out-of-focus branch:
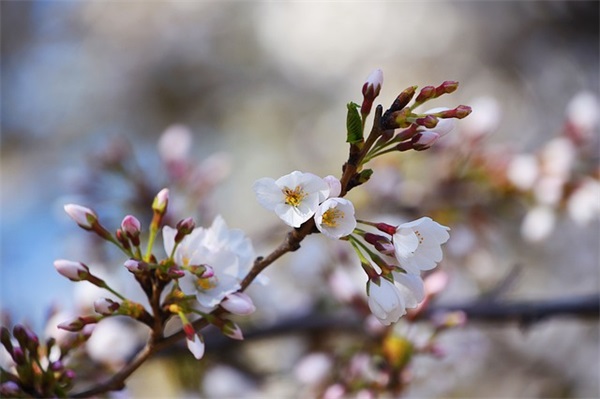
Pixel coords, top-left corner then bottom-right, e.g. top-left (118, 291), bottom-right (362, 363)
top-left (421, 294), bottom-right (600, 324)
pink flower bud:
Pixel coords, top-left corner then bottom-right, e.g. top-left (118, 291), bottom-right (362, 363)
top-left (175, 217), bottom-right (196, 243)
top-left (152, 188), bottom-right (169, 214)
top-left (220, 292), bottom-right (256, 316)
top-left (94, 298), bottom-right (120, 315)
top-left (222, 320), bottom-right (244, 340)
top-left (374, 222), bottom-right (396, 236)
top-left (124, 259), bottom-right (146, 273)
top-left (435, 80), bottom-right (459, 96)
top-left (362, 69), bottom-right (383, 100)
top-left (415, 85), bottom-right (435, 104)
top-left (57, 316), bottom-right (100, 332)
top-left (121, 215), bottom-right (141, 238)
top-left (64, 204), bottom-right (97, 229)
top-left (53, 259), bottom-right (89, 281)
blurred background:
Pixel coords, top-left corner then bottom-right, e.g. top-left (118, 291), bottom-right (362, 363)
top-left (1, 1), bottom-right (598, 398)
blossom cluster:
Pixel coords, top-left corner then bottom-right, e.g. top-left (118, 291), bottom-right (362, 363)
top-left (55, 189), bottom-right (257, 361)
top-left (253, 171), bottom-right (356, 238)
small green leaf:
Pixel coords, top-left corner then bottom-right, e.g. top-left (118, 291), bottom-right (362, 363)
top-left (346, 102), bottom-right (363, 144)
top-left (357, 169), bottom-right (373, 184)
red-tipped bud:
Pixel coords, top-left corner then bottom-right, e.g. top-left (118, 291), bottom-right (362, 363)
top-left (64, 204), bottom-right (97, 230)
top-left (388, 86), bottom-right (417, 113)
top-left (167, 266), bottom-right (185, 279)
top-left (415, 115), bottom-right (439, 129)
top-left (221, 292), bottom-right (256, 316)
top-left (53, 260), bottom-right (90, 282)
top-left (188, 264), bottom-right (214, 278)
top-left (115, 229), bottom-right (131, 250)
top-left (152, 188), bottom-right (169, 215)
top-left (375, 222), bottom-right (397, 236)
top-left (12, 346), bottom-right (26, 365)
top-left (361, 69), bottom-right (384, 115)
top-left (415, 86), bottom-right (436, 104)
top-left (121, 215), bottom-right (141, 239)
top-left (454, 105), bottom-right (472, 119)
top-left (362, 69), bottom-right (383, 99)
top-left (175, 217), bottom-right (196, 243)
top-left (93, 298), bottom-right (120, 315)
top-left (182, 322), bottom-right (196, 341)
top-left (435, 80), bottom-right (459, 96)
top-left (364, 233), bottom-right (395, 255)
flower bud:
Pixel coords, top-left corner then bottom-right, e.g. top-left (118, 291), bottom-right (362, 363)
top-left (64, 204), bottom-right (97, 230)
top-left (1, 327), bottom-right (13, 355)
top-left (152, 188), bottom-right (169, 215)
top-left (323, 175), bottom-right (341, 198)
top-left (189, 264), bottom-right (214, 278)
top-left (93, 298), bottom-right (120, 316)
top-left (415, 85), bottom-right (436, 104)
top-left (222, 320), bottom-right (244, 340)
top-left (415, 114), bottom-right (439, 129)
top-left (362, 69), bottom-right (383, 100)
top-left (175, 217), bottom-right (196, 243)
top-left (454, 105), bottom-right (472, 119)
top-left (435, 80), bottom-right (459, 96)
top-left (388, 86), bottom-right (417, 113)
top-left (121, 215), bottom-right (141, 240)
top-left (361, 68), bottom-right (383, 115)
top-left (124, 259), bottom-right (147, 273)
top-left (57, 316), bottom-right (100, 332)
top-left (374, 222), bottom-right (396, 236)
top-left (221, 292), bottom-right (256, 316)
top-left (167, 266), bottom-right (185, 279)
top-left (53, 260), bottom-right (90, 281)
top-left (12, 346), bottom-right (26, 365)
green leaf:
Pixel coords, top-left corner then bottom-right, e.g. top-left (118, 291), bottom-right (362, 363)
top-left (346, 102), bottom-right (363, 144)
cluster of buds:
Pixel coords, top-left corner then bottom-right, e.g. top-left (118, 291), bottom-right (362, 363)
top-left (351, 72), bottom-right (472, 167)
top-left (58, 188), bottom-right (258, 361)
top-left (0, 325), bottom-right (76, 397)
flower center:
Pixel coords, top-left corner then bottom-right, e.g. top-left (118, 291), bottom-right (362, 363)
top-left (322, 208), bottom-right (344, 227)
top-left (283, 186), bottom-right (307, 207)
top-left (195, 276), bottom-right (218, 291)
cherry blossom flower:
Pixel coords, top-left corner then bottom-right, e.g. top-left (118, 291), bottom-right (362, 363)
top-left (367, 278), bottom-right (406, 325)
top-left (253, 171), bottom-right (329, 227)
top-left (163, 216), bottom-right (255, 309)
top-left (392, 217), bottom-right (450, 275)
top-left (314, 198), bottom-right (357, 239)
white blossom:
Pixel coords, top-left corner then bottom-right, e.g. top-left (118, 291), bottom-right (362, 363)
top-left (521, 205), bottom-right (556, 242)
top-left (392, 217), bottom-right (450, 274)
top-left (314, 198), bottom-right (356, 239)
top-left (506, 154), bottom-right (539, 191)
top-left (163, 216), bottom-right (255, 309)
top-left (220, 292), bottom-right (256, 315)
top-left (253, 171), bottom-right (329, 227)
top-left (367, 278), bottom-right (406, 325)
top-left (567, 179), bottom-right (600, 225)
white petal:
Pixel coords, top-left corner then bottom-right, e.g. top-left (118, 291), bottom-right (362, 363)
top-left (162, 226), bottom-right (177, 258)
top-left (253, 178), bottom-right (284, 211)
top-left (393, 230), bottom-right (419, 257)
top-left (394, 273), bottom-right (425, 307)
top-left (186, 334), bottom-right (205, 359)
top-left (323, 175), bottom-right (341, 198)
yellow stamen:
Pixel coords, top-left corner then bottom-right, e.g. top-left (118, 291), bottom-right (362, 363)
top-left (283, 186), bottom-right (307, 207)
top-left (196, 276), bottom-right (217, 291)
top-left (322, 208), bottom-right (344, 227)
